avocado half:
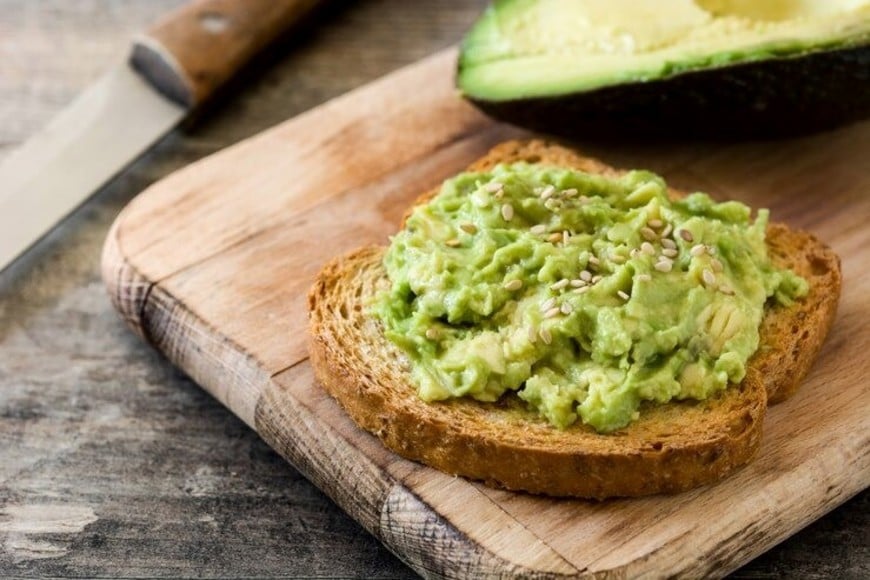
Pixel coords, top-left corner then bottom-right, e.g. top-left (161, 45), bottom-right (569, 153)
top-left (458, 0), bottom-right (870, 139)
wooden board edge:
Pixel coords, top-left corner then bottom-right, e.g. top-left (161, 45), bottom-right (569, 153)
top-left (707, 488), bottom-right (867, 578)
top-left (101, 215), bottom-right (267, 428)
top-left (101, 215), bottom-right (153, 342)
top-left (257, 370), bottom-right (583, 579)
top-left (621, 468), bottom-right (869, 578)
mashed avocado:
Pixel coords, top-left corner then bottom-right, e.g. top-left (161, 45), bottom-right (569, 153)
top-left (374, 164), bottom-right (807, 433)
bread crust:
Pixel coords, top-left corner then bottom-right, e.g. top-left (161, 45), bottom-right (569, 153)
top-left (307, 140), bottom-right (841, 498)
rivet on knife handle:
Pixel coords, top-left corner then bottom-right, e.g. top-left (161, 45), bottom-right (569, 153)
top-left (131, 0), bottom-right (322, 108)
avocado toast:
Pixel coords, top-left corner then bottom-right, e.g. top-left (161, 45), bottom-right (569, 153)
top-left (307, 140), bottom-right (841, 498)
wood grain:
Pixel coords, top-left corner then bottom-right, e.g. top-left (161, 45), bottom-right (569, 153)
top-left (132, 0), bottom-right (322, 107)
top-left (102, 45), bottom-right (870, 578)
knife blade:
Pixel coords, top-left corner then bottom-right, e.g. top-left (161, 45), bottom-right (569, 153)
top-left (0, 0), bottom-right (321, 272)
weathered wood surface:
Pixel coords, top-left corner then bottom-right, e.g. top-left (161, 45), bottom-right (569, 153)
top-left (1, 1), bottom-right (867, 578)
top-left (104, 40), bottom-right (870, 580)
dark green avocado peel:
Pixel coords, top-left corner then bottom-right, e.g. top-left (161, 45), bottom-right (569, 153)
top-left (458, 0), bottom-right (870, 139)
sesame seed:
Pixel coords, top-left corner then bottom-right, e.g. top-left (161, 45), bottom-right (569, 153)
top-left (588, 255), bottom-right (600, 266)
top-left (707, 245), bottom-right (717, 255)
top-left (661, 238), bottom-right (677, 250)
top-left (540, 185), bottom-right (555, 199)
top-left (528, 325), bottom-right (537, 343)
top-left (702, 269), bottom-right (716, 286)
top-left (636, 274), bottom-right (652, 282)
top-left (641, 242), bottom-right (656, 255)
top-left (580, 270), bottom-right (592, 282)
top-left (563, 231), bottom-right (570, 245)
top-left (654, 260), bottom-right (673, 272)
top-left (547, 232), bottom-right (563, 243)
top-left (544, 306), bottom-right (561, 318)
top-left (445, 239), bottom-right (461, 247)
top-left (541, 298), bottom-right (556, 312)
top-left (592, 275), bottom-right (603, 283)
top-left (471, 192), bottom-right (490, 208)
top-left (720, 284), bottom-right (735, 295)
top-left (485, 182), bottom-right (503, 193)
top-left (562, 188), bottom-right (578, 197)
top-left (504, 279), bottom-right (523, 291)
top-left (501, 203), bottom-right (514, 221)
top-left (679, 229), bottom-right (694, 242)
top-left (647, 219), bottom-right (663, 228)
top-left (550, 279), bottom-right (570, 291)
top-left (578, 195), bottom-right (590, 204)
top-left (630, 248), bottom-right (641, 258)
top-left (544, 198), bottom-right (561, 211)
top-left (641, 227), bottom-right (658, 241)
top-left (573, 286), bottom-right (591, 294)
top-left (662, 248), bottom-right (679, 258)
top-left (530, 224), bottom-right (547, 235)
top-left (661, 223), bottom-right (673, 238)
top-left (539, 328), bottom-right (553, 345)
top-left (711, 258), bottom-right (724, 272)
top-left (690, 244), bottom-right (706, 257)
top-left (570, 279), bottom-right (587, 288)
top-left (617, 290), bottom-right (630, 300)
top-left (561, 302), bottom-right (573, 314)
top-left (493, 189), bottom-right (504, 199)
top-left (425, 328), bottom-right (440, 340)
top-left (460, 222), bottom-right (477, 234)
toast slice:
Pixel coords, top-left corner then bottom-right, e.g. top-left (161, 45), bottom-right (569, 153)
top-left (308, 140), bottom-right (841, 498)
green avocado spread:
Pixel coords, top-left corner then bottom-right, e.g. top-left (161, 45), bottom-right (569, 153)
top-left (373, 164), bottom-right (807, 433)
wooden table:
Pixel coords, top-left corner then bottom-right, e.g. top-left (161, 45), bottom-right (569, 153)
top-left (0, 1), bottom-right (866, 577)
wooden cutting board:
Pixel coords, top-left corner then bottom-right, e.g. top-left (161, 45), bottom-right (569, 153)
top-left (102, 48), bottom-right (869, 578)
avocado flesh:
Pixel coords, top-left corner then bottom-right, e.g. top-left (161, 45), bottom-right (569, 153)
top-left (458, 0), bottom-right (870, 138)
top-left (460, 0), bottom-right (870, 100)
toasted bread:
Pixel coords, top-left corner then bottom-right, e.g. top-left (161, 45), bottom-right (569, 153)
top-left (307, 140), bottom-right (841, 498)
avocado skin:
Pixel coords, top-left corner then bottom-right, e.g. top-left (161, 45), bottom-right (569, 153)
top-left (462, 45), bottom-right (870, 140)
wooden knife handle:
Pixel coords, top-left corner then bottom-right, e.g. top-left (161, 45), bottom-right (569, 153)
top-left (131, 0), bottom-right (321, 108)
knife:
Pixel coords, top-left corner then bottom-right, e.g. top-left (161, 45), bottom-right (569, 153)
top-left (0, 0), bottom-right (321, 272)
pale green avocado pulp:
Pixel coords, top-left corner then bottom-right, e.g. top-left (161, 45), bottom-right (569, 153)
top-left (373, 165), bottom-right (807, 433)
top-left (459, 0), bottom-right (870, 100)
